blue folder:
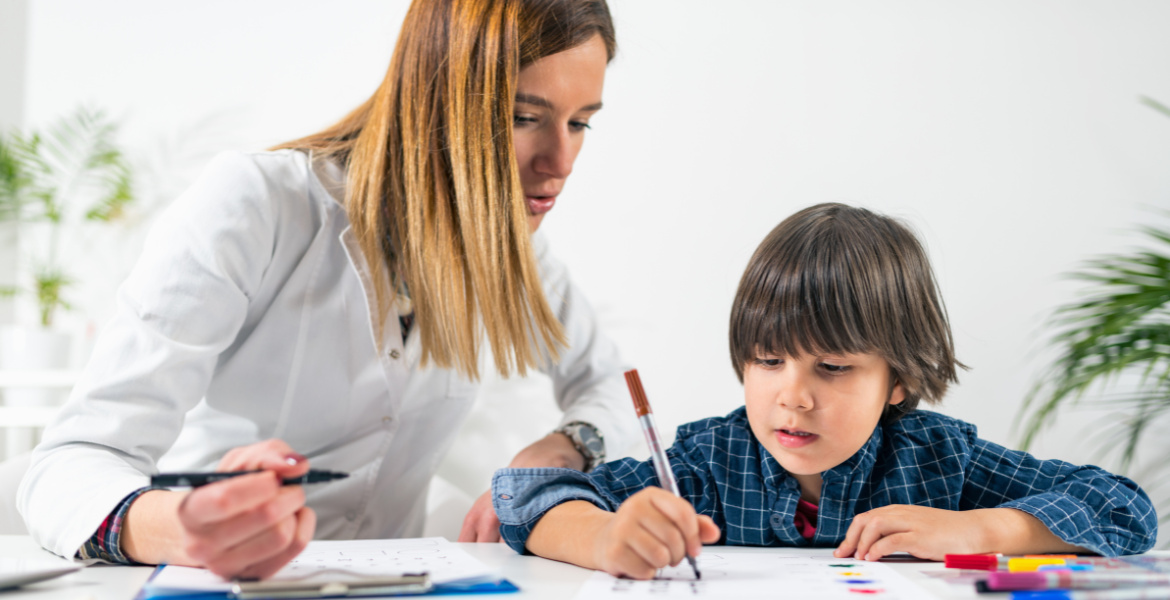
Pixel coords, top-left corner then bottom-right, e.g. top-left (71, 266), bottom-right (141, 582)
top-left (133, 565), bottom-right (520, 600)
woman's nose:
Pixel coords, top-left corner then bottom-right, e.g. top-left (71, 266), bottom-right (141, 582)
top-left (534, 128), bottom-right (575, 179)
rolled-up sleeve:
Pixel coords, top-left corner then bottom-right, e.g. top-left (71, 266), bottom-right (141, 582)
top-left (493, 436), bottom-right (718, 554)
top-left (961, 437), bottom-right (1157, 556)
top-left (493, 468), bottom-right (615, 554)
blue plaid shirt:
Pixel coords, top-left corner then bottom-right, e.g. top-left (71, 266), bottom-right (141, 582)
top-left (493, 408), bottom-right (1156, 557)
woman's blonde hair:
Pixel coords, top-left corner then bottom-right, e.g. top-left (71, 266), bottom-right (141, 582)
top-left (275, 0), bottom-right (615, 380)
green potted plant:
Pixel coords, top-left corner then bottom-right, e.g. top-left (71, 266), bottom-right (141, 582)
top-left (1017, 96), bottom-right (1170, 539)
top-left (0, 107), bottom-right (133, 403)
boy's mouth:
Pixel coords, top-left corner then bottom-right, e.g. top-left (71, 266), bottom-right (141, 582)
top-left (775, 428), bottom-right (819, 449)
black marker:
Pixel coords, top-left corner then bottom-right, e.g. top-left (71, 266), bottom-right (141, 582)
top-left (151, 469), bottom-right (349, 488)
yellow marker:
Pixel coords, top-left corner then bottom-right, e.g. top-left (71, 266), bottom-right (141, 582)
top-left (1008, 558), bottom-right (1067, 572)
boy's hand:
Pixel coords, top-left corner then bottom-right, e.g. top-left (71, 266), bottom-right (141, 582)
top-left (835, 505), bottom-right (986, 561)
top-left (834, 505), bottom-right (1084, 562)
top-left (592, 487), bottom-right (721, 580)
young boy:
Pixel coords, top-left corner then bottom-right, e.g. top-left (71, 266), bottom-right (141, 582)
top-left (490, 204), bottom-right (1157, 580)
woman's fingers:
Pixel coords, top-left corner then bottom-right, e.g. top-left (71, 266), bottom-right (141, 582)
top-left (218, 439), bottom-right (310, 479)
top-left (201, 486), bottom-right (307, 551)
top-left (233, 507), bottom-right (318, 581)
top-left (179, 471), bottom-right (282, 528)
top-left (457, 491), bottom-right (501, 543)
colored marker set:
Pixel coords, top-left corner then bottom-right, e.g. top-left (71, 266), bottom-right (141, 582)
top-left (945, 554), bottom-right (1170, 600)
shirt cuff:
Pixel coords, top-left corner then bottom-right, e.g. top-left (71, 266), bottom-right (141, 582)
top-left (491, 467), bottom-right (615, 555)
top-left (76, 486), bottom-right (156, 564)
top-left (998, 492), bottom-right (1139, 557)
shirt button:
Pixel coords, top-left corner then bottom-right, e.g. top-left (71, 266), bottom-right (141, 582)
top-left (770, 514), bottom-right (784, 526)
top-left (389, 349), bottom-right (401, 359)
top-left (346, 510), bottom-right (358, 521)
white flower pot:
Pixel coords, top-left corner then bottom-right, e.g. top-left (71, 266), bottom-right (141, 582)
top-left (0, 326), bottom-right (73, 407)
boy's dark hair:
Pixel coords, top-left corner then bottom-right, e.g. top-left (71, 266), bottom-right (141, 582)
top-left (729, 203), bottom-right (963, 422)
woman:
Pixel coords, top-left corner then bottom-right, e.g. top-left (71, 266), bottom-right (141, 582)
top-left (18, 0), bottom-right (634, 579)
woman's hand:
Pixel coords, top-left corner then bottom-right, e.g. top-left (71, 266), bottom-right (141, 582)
top-left (123, 439), bottom-right (317, 579)
top-left (458, 433), bottom-right (584, 542)
top-left (591, 488), bottom-right (720, 580)
top-left (834, 505), bottom-right (1084, 561)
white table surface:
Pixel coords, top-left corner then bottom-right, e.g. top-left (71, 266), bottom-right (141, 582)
top-left (0, 534), bottom-right (1017, 600)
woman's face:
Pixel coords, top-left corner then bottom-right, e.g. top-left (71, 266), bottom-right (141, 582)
top-left (513, 34), bottom-right (608, 232)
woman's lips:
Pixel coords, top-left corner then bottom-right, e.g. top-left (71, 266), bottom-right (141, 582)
top-left (775, 428), bottom-right (819, 449)
top-left (526, 195), bottom-right (556, 216)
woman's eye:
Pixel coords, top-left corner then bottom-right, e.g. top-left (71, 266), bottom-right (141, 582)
top-left (513, 115), bottom-right (537, 126)
top-left (819, 362), bottom-right (850, 374)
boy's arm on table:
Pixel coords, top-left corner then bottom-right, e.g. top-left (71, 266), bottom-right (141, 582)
top-left (492, 442), bottom-right (722, 576)
top-left (836, 432), bottom-right (1157, 562)
top-left (959, 436), bottom-right (1158, 556)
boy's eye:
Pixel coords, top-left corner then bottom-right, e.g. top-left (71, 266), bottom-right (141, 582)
top-left (755, 358), bottom-right (783, 368)
top-left (569, 120), bottom-right (592, 132)
top-left (819, 362), bottom-right (850, 374)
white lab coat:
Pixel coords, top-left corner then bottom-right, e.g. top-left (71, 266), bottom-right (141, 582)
top-left (17, 150), bottom-right (636, 560)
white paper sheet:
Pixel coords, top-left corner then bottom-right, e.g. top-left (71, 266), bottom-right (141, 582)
top-left (575, 551), bottom-right (935, 600)
top-left (147, 537), bottom-right (495, 594)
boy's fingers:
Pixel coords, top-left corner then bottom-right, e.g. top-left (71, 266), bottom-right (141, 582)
top-left (864, 532), bottom-right (913, 562)
top-left (626, 525), bottom-right (674, 571)
top-left (613, 549), bottom-right (657, 581)
top-left (181, 472), bottom-right (281, 527)
top-left (854, 515), bottom-right (906, 561)
top-left (836, 514), bottom-right (868, 558)
top-left (697, 515), bottom-right (721, 544)
top-left (646, 491), bottom-right (701, 556)
top-left (637, 514), bottom-right (687, 567)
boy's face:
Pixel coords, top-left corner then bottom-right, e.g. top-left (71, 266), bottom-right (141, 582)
top-left (744, 351), bottom-right (905, 478)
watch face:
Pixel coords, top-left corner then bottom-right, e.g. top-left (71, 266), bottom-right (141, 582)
top-left (561, 422), bottom-right (605, 471)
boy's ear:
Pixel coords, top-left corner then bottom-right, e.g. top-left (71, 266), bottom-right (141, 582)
top-left (888, 377), bottom-right (906, 406)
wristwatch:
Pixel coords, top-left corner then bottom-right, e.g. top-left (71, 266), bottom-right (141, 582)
top-left (555, 421), bottom-right (606, 472)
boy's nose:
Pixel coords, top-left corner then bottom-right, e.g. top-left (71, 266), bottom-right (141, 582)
top-left (776, 373), bottom-right (814, 411)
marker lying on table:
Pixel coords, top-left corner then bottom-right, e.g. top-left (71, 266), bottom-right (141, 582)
top-left (624, 369), bottom-right (701, 581)
top-left (988, 572), bottom-right (1170, 592)
top-left (152, 469), bottom-right (349, 488)
top-left (1010, 586), bottom-right (1170, 600)
top-left (945, 554), bottom-right (1078, 571)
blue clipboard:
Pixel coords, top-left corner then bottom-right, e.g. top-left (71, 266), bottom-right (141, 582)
top-left (133, 565), bottom-right (519, 600)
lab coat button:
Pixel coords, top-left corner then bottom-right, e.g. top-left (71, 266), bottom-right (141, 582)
top-left (382, 416), bottom-right (392, 424)
top-left (346, 510), bottom-right (357, 521)
top-left (389, 349), bottom-right (401, 359)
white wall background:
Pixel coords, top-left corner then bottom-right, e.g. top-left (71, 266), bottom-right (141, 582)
top-left (3, 0), bottom-right (1169, 543)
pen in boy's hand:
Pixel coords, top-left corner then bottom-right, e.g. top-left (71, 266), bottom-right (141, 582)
top-left (151, 469), bottom-right (349, 488)
top-left (625, 369), bottom-right (701, 580)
